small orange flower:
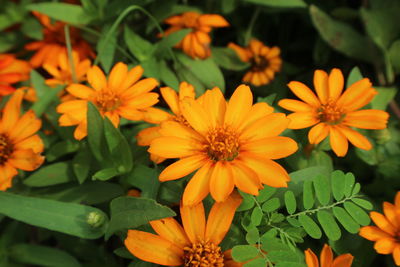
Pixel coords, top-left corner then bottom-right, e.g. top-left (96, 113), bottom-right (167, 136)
top-left (124, 192), bottom-right (242, 266)
top-left (137, 82), bottom-right (196, 163)
top-left (359, 192), bottom-right (400, 266)
top-left (305, 244), bottom-right (353, 267)
top-left (0, 54), bottom-right (30, 97)
top-left (25, 12), bottom-right (94, 68)
top-left (278, 68), bottom-right (389, 157)
top-left (149, 84), bottom-right (297, 205)
top-left (163, 12), bottom-right (229, 59)
top-left (0, 90), bottom-right (44, 190)
top-left (44, 50), bottom-right (91, 87)
top-left (229, 39), bottom-right (282, 87)
top-left (57, 62), bottom-right (159, 140)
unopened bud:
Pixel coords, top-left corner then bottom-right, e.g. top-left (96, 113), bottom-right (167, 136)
top-left (86, 211), bottom-right (106, 228)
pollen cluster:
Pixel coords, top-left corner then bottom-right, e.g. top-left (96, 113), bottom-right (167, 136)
top-left (93, 91), bottom-right (121, 113)
top-left (205, 126), bottom-right (240, 161)
top-left (0, 134), bottom-right (13, 165)
top-left (183, 241), bottom-right (224, 267)
top-left (317, 100), bottom-right (344, 124)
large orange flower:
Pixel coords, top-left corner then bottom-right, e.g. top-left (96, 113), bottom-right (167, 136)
top-left (359, 192), bottom-right (400, 266)
top-left (305, 244), bottom-right (353, 267)
top-left (137, 82), bottom-right (196, 163)
top-left (164, 12), bottom-right (229, 59)
top-left (0, 90), bottom-right (44, 190)
top-left (149, 84), bottom-right (297, 205)
top-left (125, 192), bottom-right (242, 266)
top-left (228, 39), bottom-right (282, 87)
top-left (25, 12), bottom-right (94, 68)
top-left (56, 62), bottom-right (159, 140)
top-left (0, 54), bottom-right (30, 97)
top-left (278, 68), bottom-right (389, 157)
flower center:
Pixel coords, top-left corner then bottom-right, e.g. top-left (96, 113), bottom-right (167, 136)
top-left (317, 100), bottom-right (345, 124)
top-left (205, 126), bottom-right (239, 161)
top-left (93, 91), bottom-right (121, 113)
top-left (183, 241), bottom-right (224, 267)
top-left (251, 55), bottom-right (269, 71)
top-left (0, 134), bottom-right (13, 165)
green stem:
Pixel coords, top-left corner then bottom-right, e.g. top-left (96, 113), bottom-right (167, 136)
top-left (244, 7), bottom-right (261, 45)
top-left (64, 25), bottom-right (77, 83)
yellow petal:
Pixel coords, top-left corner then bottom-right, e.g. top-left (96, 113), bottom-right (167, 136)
top-left (224, 85), bottom-right (253, 129)
top-left (209, 161), bottom-right (234, 202)
top-left (159, 154), bottom-right (207, 181)
top-left (308, 123), bottom-right (329, 144)
top-left (329, 126), bottom-right (348, 157)
top-left (328, 68), bottom-right (344, 101)
top-left (278, 99), bottom-right (314, 112)
top-left (180, 201), bottom-right (206, 244)
top-left (150, 218), bottom-right (190, 249)
top-left (108, 62), bottom-right (128, 89)
top-left (241, 136), bottom-right (298, 160)
top-left (287, 112), bottom-right (319, 129)
top-left (87, 65), bottom-right (106, 91)
top-left (313, 70), bottom-right (329, 104)
top-left (336, 126), bottom-right (372, 151)
top-left (287, 81), bottom-right (320, 107)
top-left (182, 162), bottom-right (213, 206)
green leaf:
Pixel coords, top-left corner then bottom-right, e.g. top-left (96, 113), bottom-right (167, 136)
top-left (331, 170), bottom-right (345, 201)
top-left (298, 214), bottom-right (322, 239)
top-left (352, 183), bottom-right (361, 195)
top-left (343, 172), bottom-right (355, 197)
top-left (352, 198), bottom-right (373, 210)
top-left (97, 28), bottom-right (117, 73)
top-left (72, 145), bottom-right (92, 184)
top-left (250, 207), bottom-right (263, 226)
top-left (343, 202), bottom-right (371, 226)
top-left (176, 66), bottom-right (205, 95)
top-left (287, 217), bottom-right (301, 227)
top-left (231, 245), bottom-right (260, 262)
top-left (303, 180), bottom-right (315, 210)
top-left (159, 60), bottom-right (179, 89)
top-left (26, 3), bottom-right (90, 25)
top-left (0, 191), bottom-right (107, 239)
top-left (244, 258), bottom-right (267, 267)
top-left (142, 58), bottom-right (160, 79)
top-left (346, 66), bottom-right (363, 88)
top-left (310, 5), bottom-right (378, 63)
top-left (155, 29), bottom-right (191, 57)
top-left (371, 87), bottom-right (397, 110)
top-left (106, 197), bottom-right (175, 239)
top-left (244, 0), bottom-right (306, 8)
top-left (284, 191), bottom-right (296, 214)
top-left (124, 26), bottom-right (154, 62)
top-left (46, 140), bottom-right (79, 162)
top-left (313, 174), bottom-right (330, 205)
top-left (92, 167), bottom-right (119, 181)
top-left (245, 227), bottom-right (260, 245)
top-left (87, 102), bottom-right (108, 162)
top-left (24, 162), bottom-right (74, 187)
top-left (317, 210), bottom-right (341, 241)
top-left (332, 206), bottom-right (360, 234)
top-left (9, 244), bottom-right (80, 267)
top-left (262, 198), bottom-right (280, 213)
top-left (389, 40), bottom-right (400, 73)
top-left (237, 192), bottom-right (255, 211)
top-left (256, 187), bottom-right (277, 203)
top-left (126, 164), bottom-right (160, 199)
top-left (211, 47), bottom-right (250, 71)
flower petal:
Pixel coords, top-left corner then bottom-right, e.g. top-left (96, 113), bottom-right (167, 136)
top-left (9, 149), bottom-right (44, 171)
top-left (287, 112), bottom-right (319, 129)
top-left (374, 238), bottom-right (396, 254)
top-left (278, 99), bottom-right (314, 112)
top-left (241, 136), bottom-right (298, 160)
top-left (159, 154), bottom-right (208, 181)
top-left (161, 86), bottom-right (180, 115)
top-left (108, 62), bottom-right (128, 89)
top-left (209, 161), bottom-right (234, 202)
top-left (287, 81), bottom-right (320, 107)
top-left (393, 245), bottom-right (400, 266)
top-left (328, 68), bottom-right (344, 101)
top-left (344, 110), bottom-right (389, 130)
top-left (180, 98), bottom-right (210, 135)
top-left (149, 218), bottom-right (190, 249)
top-left (359, 226), bottom-right (392, 241)
top-left (332, 253), bottom-right (354, 267)
top-left (224, 85), bottom-right (253, 129)
top-left (336, 126), bottom-right (372, 151)
top-left (66, 84), bottom-right (94, 99)
top-left (370, 211), bottom-right (397, 236)
top-left (183, 161), bottom-right (213, 206)
top-left (313, 70), bottom-right (329, 104)
top-left (308, 123), bottom-right (329, 144)
top-left (320, 244), bottom-right (333, 267)
top-left (87, 65), bottom-right (106, 91)
top-left (329, 126), bottom-right (348, 157)
top-left (230, 161), bottom-right (261, 195)
top-left (304, 248), bottom-right (319, 267)
top-left (149, 136), bottom-right (201, 158)
top-left (180, 201), bottom-right (206, 244)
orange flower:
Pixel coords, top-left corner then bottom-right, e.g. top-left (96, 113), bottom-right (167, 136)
top-left (164, 12), bottom-right (229, 59)
top-left (229, 39), bottom-right (282, 87)
top-left (56, 62), bottom-right (159, 140)
top-left (124, 192), bottom-right (242, 266)
top-left (305, 244), bottom-right (353, 267)
top-left (149, 84), bottom-right (297, 205)
top-left (0, 54), bottom-right (30, 97)
top-left (278, 68), bottom-right (389, 157)
top-left (0, 90), bottom-right (44, 190)
top-left (137, 82), bottom-right (196, 163)
top-left (44, 50), bottom-right (91, 87)
top-left (25, 12), bottom-right (94, 68)
top-left (359, 192), bottom-right (400, 266)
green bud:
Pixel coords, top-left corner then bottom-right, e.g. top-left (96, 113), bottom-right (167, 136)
top-left (86, 211), bottom-right (106, 228)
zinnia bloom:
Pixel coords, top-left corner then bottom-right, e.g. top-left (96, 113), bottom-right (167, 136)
top-left (0, 90), bottom-right (44, 190)
top-left (163, 12), bottom-right (229, 59)
top-left (305, 244), bottom-right (353, 267)
top-left (0, 54), bottom-right (30, 97)
top-left (229, 39), bottom-right (282, 87)
top-left (57, 62), bottom-right (159, 140)
top-left (359, 192), bottom-right (400, 265)
top-left (149, 84), bottom-right (298, 205)
top-left (137, 81), bottom-right (196, 163)
top-left (278, 68), bottom-right (389, 157)
top-left (25, 12), bottom-right (94, 68)
top-left (124, 192), bottom-right (243, 266)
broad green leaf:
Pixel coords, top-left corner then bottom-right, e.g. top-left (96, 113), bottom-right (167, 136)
top-left (46, 140), bottom-right (79, 162)
top-left (308, 150), bottom-right (333, 172)
top-left (72, 145), bottom-right (92, 184)
top-left (9, 244), bottom-right (80, 267)
top-left (332, 206), bottom-right (360, 233)
top-left (245, 227), bottom-right (259, 245)
top-left (155, 29), bottom-right (191, 57)
top-left (126, 164), bottom-right (160, 199)
top-left (21, 17), bottom-right (43, 40)
top-left (262, 198), bottom-right (280, 213)
top-left (310, 5), bottom-right (378, 63)
top-left (389, 40), bottom-right (400, 73)
top-left (355, 147), bottom-right (379, 166)
top-left (343, 202), bottom-right (371, 226)
top-left (0, 191), bottom-right (107, 239)
top-left (352, 198), bottom-right (373, 210)
top-left (176, 65), bottom-right (206, 95)
top-left (106, 197), bottom-right (175, 239)
top-left (97, 27), bottom-right (117, 73)
top-left (346, 66), bottom-right (363, 88)
top-left (256, 187), bottom-right (277, 202)
top-left (303, 180), bottom-right (315, 209)
top-left (124, 26), bottom-right (154, 62)
top-left (268, 249), bottom-right (303, 263)
top-left (211, 47), bottom-right (250, 71)
top-left (284, 191), bottom-right (296, 214)
top-left (331, 170), bottom-right (345, 201)
top-left (142, 58), bottom-right (160, 79)
top-left (87, 102), bottom-right (108, 162)
top-left (24, 162), bottom-right (74, 187)
top-left (343, 172), bottom-right (355, 197)
top-left (0, 32), bottom-right (19, 53)
top-left (237, 192), bottom-right (255, 211)
top-left (317, 210), bottom-right (341, 241)
top-left (159, 60), bottom-right (179, 89)
top-left (313, 174), bottom-right (330, 205)
top-left (250, 207), bottom-right (263, 226)
top-left (298, 214), bottom-right (322, 239)
top-left (244, 0), bottom-right (306, 8)
top-left (275, 263), bottom-right (306, 267)
top-left (371, 87), bottom-right (397, 110)
top-left (26, 3), bottom-right (90, 25)
top-left (244, 258), bottom-right (267, 267)
top-left (231, 245), bottom-right (260, 262)
top-left (92, 167), bottom-right (119, 181)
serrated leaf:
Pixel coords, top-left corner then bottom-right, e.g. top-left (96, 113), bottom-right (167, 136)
top-left (284, 191), bottom-right (297, 214)
top-left (298, 214), bottom-right (322, 239)
top-left (352, 198), bottom-right (373, 210)
top-left (262, 198), bottom-right (280, 213)
top-left (231, 245), bottom-right (260, 262)
top-left (24, 162), bottom-right (74, 187)
top-left (26, 3), bottom-right (90, 25)
top-left (331, 170), bottom-right (345, 201)
top-left (332, 206), bottom-right (360, 233)
top-left (344, 173), bottom-right (355, 197)
top-left (250, 207), bottom-right (263, 226)
top-left (256, 187), bottom-right (277, 202)
top-left (313, 174), bottom-right (330, 205)
top-left (344, 202), bottom-right (371, 226)
top-left (317, 210), bottom-right (341, 241)
top-left (303, 180), bottom-right (315, 209)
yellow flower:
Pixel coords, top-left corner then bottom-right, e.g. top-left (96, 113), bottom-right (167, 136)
top-left (149, 84), bottom-right (297, 205)
top-left (278, 68), bottom-right (389, 157)
top-left (359, 192), bottom-right (400, 266)
top-left (229, 39), bottom-right (282, 87)
top-left (0, 54), bottom-right (30, 97)
top-left (124, 192), bottom-right (242, 266)
top-left (305, 244), bottom-right (353, 267)
top-left (0, 90), bottom-right (44, 190)
top-left (56, 62), bottom-right (159, 140)
top-left (163, 12), bottom-right (229, 59)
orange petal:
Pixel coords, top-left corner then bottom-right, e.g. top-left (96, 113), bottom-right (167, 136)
top-left (344, 109), bottom-right (389, 130)
top-left (308, 123), bottom-right (329, 144)
top-left (370, 211), bottom-right (397, 236)
top-left (182, 162), bottom-right (213, 206)
top-left (74, 121), bottom-right (88, 140)
top-left (287, 112), bottom-right (319, 129)
top-left (201, 87), bottom-right (226, 128)
top-left (13, 134), bottom-right (43, 153)
top-left (241, 136), bottom-right (298, 160)
top-left (240, 113), bottom-right (290, 141)
top-left (108, 62), bottom-right (128, 89)
top-left (66, 84), bottom-right (94, 99)
top-left (287, 81), bottom-right (320, 107)
top-left (124, 230), bottom-right (184, 266)
top-left (313, 70), bottom-right (329, 104)
top-left (228, 43), bottom-right (251, 62)
top-left (359, 226), bottom-right (392, 241)
top-left (332, 253), bottom-right (354, 267)
top-left (136, 126), bottom-right (161, 146)
top-left (304, 248), bottom-right (319, 267)
top-left (180, 201), bottom-right (206, 244)
top-left (393, 245), bottom-right (400, 266)
top-left (87, 65), bottom-right (106, 91)
top-left (209, 161), bottom-right (234, 202)
top-left (336, 126), bottom-right (372, 151)
top-left (278, 99), bottom-right (314, 112)
top-left (178, 81), bottom-right (196, 101)
top-left (328, 68), bottom-right (344, 101)
top-left (8, 110), bottom-right (41, 143)
top-left (320, 244), bottom-right (333, 267)
top-left (238, 102), bottom-right (274, 131)
top-left (9, 149), bottom-right (44, 171)
top-left (149, 217), bottom-right (190, 249)
top-left (142, 107), bottom-right (172, 124)
top-left (158, 121), bottom-right (204, 142)
top-left (0, 163), bottom-right (18, 191)
top-left (120, 65), bottom-right (144, 90)
top-left (230, 162), bottom-right (261, 195)
top-left (395, 192), bottom-right (400, 208)
top-left (198, 14), bottom-right (229, 27)
top-left (1, 90), bottom-right (24, 132)
top-left (161, 86), bottom-right (180, 115)
top-left (148, 136), bottom-right (201, 158)
top-left (374, 238), bottom-right (396, 254)
top-left (122, 78), bottom-right (159, 99)
top-left (329, 126), bottom-right (348, 157)
top-left (180, 98), bottom-right (210, 135)
top-left (224, 85), bottom-right (253, 130)
top-left (336, 78), bottom-right (372, 109)
top-left (159, 154), bottom-right (207, 181)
